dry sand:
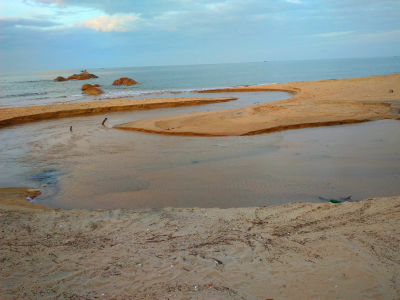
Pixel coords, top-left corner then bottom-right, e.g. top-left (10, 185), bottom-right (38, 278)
top-left (0, 188), bottom-right (399, 299)
top-left (0, 97), bottom-right (237, 127)
top-left (116, 74), bottom-right (400, 136)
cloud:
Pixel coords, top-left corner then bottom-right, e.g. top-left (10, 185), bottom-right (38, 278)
top-left (316, 31), bottom-right (354, 38)
top-left (351, 30), bottom-right (400, 43)
top-left (27, 0), bottom-right (64, 4)
top-left (23, 0), bottom-right (312, 17)
top-left (77, 14), bottom-right (140, 32)
top-left (23, 0), bottom-right (183, 16)
top-left (0, 17), bottom-right (59, 28)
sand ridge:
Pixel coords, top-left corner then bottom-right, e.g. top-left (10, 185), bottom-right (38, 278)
top-left (0, 188), bottom-right (399, 299)
top-left (0, 97), bottom-right (237, 127)
top-left (116, 74), bottom-right (400, 136)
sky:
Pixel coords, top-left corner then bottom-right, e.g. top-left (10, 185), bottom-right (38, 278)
top-left (0, 0), bottom-right (399, 71)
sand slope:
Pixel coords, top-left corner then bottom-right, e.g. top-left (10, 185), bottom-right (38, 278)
top-left (1, 188), bottom-right (399, 299)
top-left (116, 74), bottom-right (400, 136)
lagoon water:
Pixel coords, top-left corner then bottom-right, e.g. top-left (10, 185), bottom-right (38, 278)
top-left (0, 57), bottom-right (399, 209)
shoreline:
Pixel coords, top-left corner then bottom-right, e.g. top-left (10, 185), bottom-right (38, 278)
top-left (117, 74), bottom-right (400, 136)
top-left (1, 74), bottom-right (398, 136)
top-left (1, 187), bottom-right (399, 299)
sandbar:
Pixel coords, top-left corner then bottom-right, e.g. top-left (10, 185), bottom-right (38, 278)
top-left (0, 97), bottom-right (237, 127)
top-left (0, 188), bottom-right (399, 299)
top-left (116, 74), bottom-right (400, 136)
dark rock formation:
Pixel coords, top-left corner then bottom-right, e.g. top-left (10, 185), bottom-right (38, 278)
top-left (111, 77), bottom-right (137, 86)
top-left (68, 72), bottom-right (98, 81)
top-left (82, 87), bottom-right (104, 95)
top-left (54, 76), bottom-right (68, 82)
top-left (81, 84), bottom-right (94, 91)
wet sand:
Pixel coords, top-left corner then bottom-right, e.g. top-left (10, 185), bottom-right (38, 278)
top-left (1, 188), bottom-right (399, 299)
top-left (117, 74), bottom-right (400, 136)
top-left (0, 97), bottom-right (237, 127)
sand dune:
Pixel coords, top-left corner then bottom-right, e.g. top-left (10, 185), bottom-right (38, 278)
top-left (0, 188), bottom-right (399, 299)
top-left (116, 74), bottom-right (400, 136)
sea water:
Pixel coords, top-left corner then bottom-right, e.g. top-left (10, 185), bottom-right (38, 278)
top-left (1, 56), bottom-right (400, 108)
top-left (0, 57), bottom-right (399, 209)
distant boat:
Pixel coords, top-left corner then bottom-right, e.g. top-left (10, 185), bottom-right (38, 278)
top-left (81, 69), bottom-right (87, 72)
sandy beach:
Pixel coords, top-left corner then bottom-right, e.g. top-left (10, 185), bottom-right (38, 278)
top-left (1, 74), bottom-right (399, 299)
top-left (116, 74), bottom-right (400, 136)
top-left (0, 188), bottom-right (399, 299)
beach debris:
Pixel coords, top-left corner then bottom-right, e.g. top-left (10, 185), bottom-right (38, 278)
top-left (111, 77), bottom-right (137, 86)
top-left (59, 225), bottom-right (62, 227)
top-left (213, 258), bottom-right (223, 265)
top-left (209, 283), bottom-right (212, 286)
top-left (195, 286), bottom-right (198, 291)
top-left (102, 118), bottom-right (108, 126)
top-left (330, 199), bottom-right (341, 204)
top-left (389, 89), bottom-right (393, 93)
top-left (319, 196), bottom-right (352, 203)
top-left (26, 197), bottom-right (36, 203)
top-left (70, 126), bottom-right (72, 132)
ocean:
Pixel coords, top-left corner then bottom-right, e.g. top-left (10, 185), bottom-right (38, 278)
top-left (1, 56), bottom-right (400, 108)
top-left (1, 57), bottom-right (399, 210)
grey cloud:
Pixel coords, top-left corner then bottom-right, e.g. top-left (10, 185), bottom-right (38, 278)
top-left (23, 0), bottom-right (321, 17)
top-left (23, 0), bottom-right (184, 16)
top-left (0, 17), bottom-right (59, 28)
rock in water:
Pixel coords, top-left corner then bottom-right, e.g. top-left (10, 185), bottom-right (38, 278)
top-left (82, 87), bottom-right (104, 95)
top-left (54, 76), bottom-right (68, 82)
top-left (111, 77), bottom-right (137, 86)
top-left (81, 84), bottom-right (94, 91)
top-left (68, 72), bottom-right (98, 80)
